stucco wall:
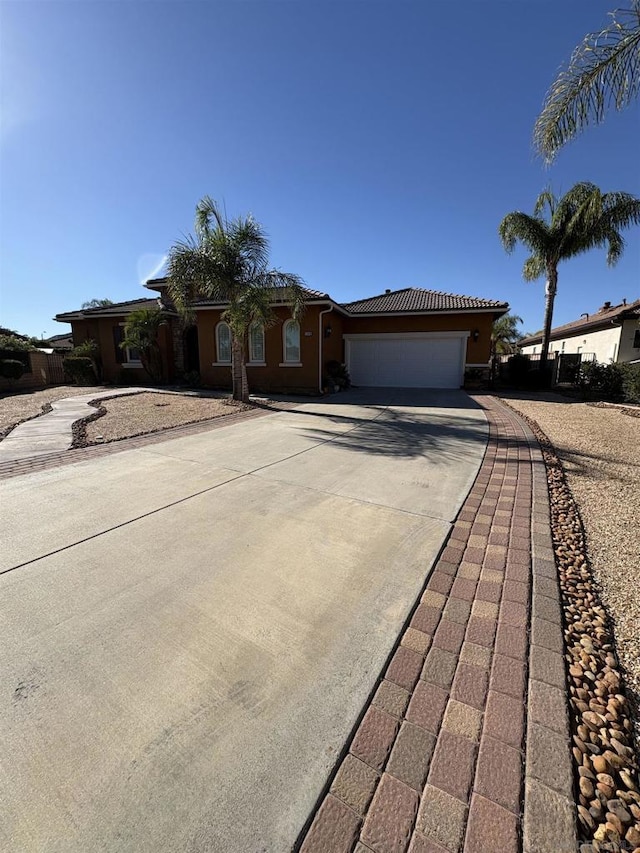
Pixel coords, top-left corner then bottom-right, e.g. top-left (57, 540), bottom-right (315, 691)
top-left (521, 324), bottom-right (630, 364)
top-left (197, 305), bottom-right (324, 394)
top-left (618, 319), bottom-right (640, 363)
top-left (342, 312), bottom-right (494, 365)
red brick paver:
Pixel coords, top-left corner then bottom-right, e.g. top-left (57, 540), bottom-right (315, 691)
top-left (298, 397), bottom-right (576, 853)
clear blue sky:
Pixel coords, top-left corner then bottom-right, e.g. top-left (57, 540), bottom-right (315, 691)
top-left (1, 0), bottom-right (638, 340)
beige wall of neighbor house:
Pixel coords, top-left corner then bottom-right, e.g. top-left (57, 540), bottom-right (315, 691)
top-left (520, 322), bottom-right (639, 364)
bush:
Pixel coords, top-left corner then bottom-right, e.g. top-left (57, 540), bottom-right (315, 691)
top-left (64, 356), bottom-right (98, 385)
top-left (576, 361), bottom-right (624, 401)
top-left (0, 358), bottom-right (25, 382)
top-left (620, 363), bottom-right (640, 404)
top-left (325, 360), bottom-right (351, 390)
top-left (0, 333), bottom-right (36, 351)
top-left (505, 354), bottom-right (531, 386)
top-left (182, 370), bottom-right (202, 388)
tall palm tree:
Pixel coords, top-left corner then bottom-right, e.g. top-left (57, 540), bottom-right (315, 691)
top-left (167, 196), bottom-right (307, 402)
top-left (534, 2), bottom-right (640, 163)
top-left (499, 182), bottom-right (640, 370)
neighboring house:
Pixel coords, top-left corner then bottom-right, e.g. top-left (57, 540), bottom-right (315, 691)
top-left (44, 332), bottom-right (74, 352)
top-left (54, 284), bottom-right (508, 393)
top-left (519, 299), bottom-right (640, 364)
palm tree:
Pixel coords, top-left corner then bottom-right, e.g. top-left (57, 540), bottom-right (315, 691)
top-left (492, 314), bottom-right (523, 356)
top-left (499, 182), bottom-right (640, 370)
top-left (166, 196), bottom-right (307, 402)
top-left (121, 307), bottom-right (165, 381)
top-left (489, 314), bottom-right (523, 384)
top-left (82, 298), bottom-right (114, 309)
top-left (534, 2), bottom-right (640, 163)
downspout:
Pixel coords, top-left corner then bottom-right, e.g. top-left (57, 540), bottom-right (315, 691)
top-left (318, 305), bottom-right (333, 394)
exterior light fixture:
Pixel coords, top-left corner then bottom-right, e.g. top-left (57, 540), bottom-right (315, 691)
top-left (472, 329), bottom-right (480, 342)
top-left (324, 324), bottom-right (332, 338)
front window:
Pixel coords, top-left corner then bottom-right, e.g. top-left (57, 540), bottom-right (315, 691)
top-left (249, 324), bottom-right (265, 363)
top-left (283, 320), bottom-right (300, 363)
top-left (216, 322), bottom-right (231, 363)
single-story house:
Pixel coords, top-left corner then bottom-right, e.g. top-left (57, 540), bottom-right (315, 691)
top-left (54, 283), bottom-right (508, 393)
top-left (519, 299), bottom-right (640, 364)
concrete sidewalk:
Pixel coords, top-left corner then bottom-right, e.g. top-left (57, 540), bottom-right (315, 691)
top-left (299, 396), bottom-right (576, 853)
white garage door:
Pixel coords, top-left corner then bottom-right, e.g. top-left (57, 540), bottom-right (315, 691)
top-left (346, 334), bottom-right (467, 388)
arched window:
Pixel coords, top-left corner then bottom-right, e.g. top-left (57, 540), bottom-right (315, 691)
top-left (249, 324), bottom-right (265, 363)
top-left (216, 321), bottom-right (231, 363)
top-left (283, 320), bottom-right (300, 363)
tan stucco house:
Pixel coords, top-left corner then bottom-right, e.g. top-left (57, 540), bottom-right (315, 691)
top-left (55, 282), bottom-right (508, 393)
top-left (519, 298), bottom-right (640, 365)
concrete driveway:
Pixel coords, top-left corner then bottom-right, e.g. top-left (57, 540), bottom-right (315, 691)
top-left (0, 389), bottom-right (487, 852)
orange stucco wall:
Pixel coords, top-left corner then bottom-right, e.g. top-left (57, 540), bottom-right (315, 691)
top-left (70, 318), bottom-right (173, 382)
top-left (196, 305), bottom-right (327, 394)
top-left (342, 312), bottom-right (496, 364)
top-left (68, 307), bottom-right (497, 390)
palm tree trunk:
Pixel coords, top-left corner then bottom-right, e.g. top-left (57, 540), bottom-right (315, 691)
top-left (540, 268), bottom-right (558, 373)
top-left (231, 336), bottom-right (244, 401)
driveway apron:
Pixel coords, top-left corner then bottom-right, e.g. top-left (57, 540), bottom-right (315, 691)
top-left (0, 389), bottom-right (487, 852)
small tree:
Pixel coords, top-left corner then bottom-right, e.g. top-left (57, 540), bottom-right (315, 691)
top-left (167, 196), bottom-right (307, 402)
top-left (121, 308), bottom-right (165, 381)
top-left (82, 298), bottom-right (114, 309)
top-left (490, 314), bottom-right (523, 383)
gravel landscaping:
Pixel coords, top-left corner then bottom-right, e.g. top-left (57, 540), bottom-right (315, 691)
top-left (0, 385), bottom-right (110, 440)
top-left (78, 391), bottom-right (253, 445)
top-left (500, 393), bottom-right (640, 850)
top-left (500, 394), bottom-right (640, 712)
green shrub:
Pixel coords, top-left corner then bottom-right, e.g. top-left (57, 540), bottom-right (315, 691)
top-left (325, 360), bottom-right (351, 389)
top-left (506, 354), bottom-right (531, 385)
top-left (64, 356), bottom-right (98, 385)
top-left (0, 333), bottom-right (36, 351)
top-left (0, 358), bottom-right (25, 382)
top-left (620, 363), bottom-right (640, 404)
top-left (182, 370), bottom-right (202, 388)
top-left (576, 361), bottom-right (624, 401)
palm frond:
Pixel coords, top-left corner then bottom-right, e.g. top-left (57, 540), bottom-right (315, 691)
top-left (534, 4), bottom-right (640, 163)
top-left (522, 255), bottom-right (546, 281)
top-left (499, 212), bottom-right (551, 257)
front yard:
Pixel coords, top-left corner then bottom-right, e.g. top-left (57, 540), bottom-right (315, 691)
top-left (0, 385), bottom-right (110, 440)
top-left (78, 391), bottom-right (253, 445)
top-left (501, 393), bottom-right (640, 728)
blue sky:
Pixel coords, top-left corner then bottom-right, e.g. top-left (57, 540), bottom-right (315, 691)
top-left (1, 0), bottom-right (638, 340)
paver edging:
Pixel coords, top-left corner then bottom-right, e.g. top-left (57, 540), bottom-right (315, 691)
top-left (297, 396), bottom-right (556, 853)
top-left (499, 397), bottom-right (640, 852)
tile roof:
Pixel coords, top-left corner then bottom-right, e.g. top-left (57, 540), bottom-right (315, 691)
top-left (520, 298), bottom-right (640, 346)
top-left (55, 298), bottom-right (161, 321)
top-left (341, 288), bottom-right (508, 314)
top-left (189, 285), bottom-right (331, 305)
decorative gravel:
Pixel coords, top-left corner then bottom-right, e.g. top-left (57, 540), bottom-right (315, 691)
top-left (500, 394), bottom-right (640, 732)
top-left (81, 392), bottom-right (253, 445)
top-left (0, 385), bottom-right (109, 439)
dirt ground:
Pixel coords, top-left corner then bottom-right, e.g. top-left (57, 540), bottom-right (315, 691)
top-left (82, 392), bottom-right (252, 444)
top-left (501, 393), bottom-right (640, 715)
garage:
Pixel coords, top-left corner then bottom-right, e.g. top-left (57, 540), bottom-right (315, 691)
top-left (345, 332), bottom-right (468, 388)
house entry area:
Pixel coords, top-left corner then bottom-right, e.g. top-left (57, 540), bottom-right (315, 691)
top-left (345, 332), bottom-right (468, 388)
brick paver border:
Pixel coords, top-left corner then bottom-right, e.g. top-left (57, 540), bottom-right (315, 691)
top-left (297, 396), bottom-right (577, 853)
top-left (0, 401), bottom-right (297, 481)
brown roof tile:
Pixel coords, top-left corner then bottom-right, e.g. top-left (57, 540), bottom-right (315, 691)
top-left (341, 288), bottom-right (508, 314)
top-left (520, 298), bottom-right (640, 346)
